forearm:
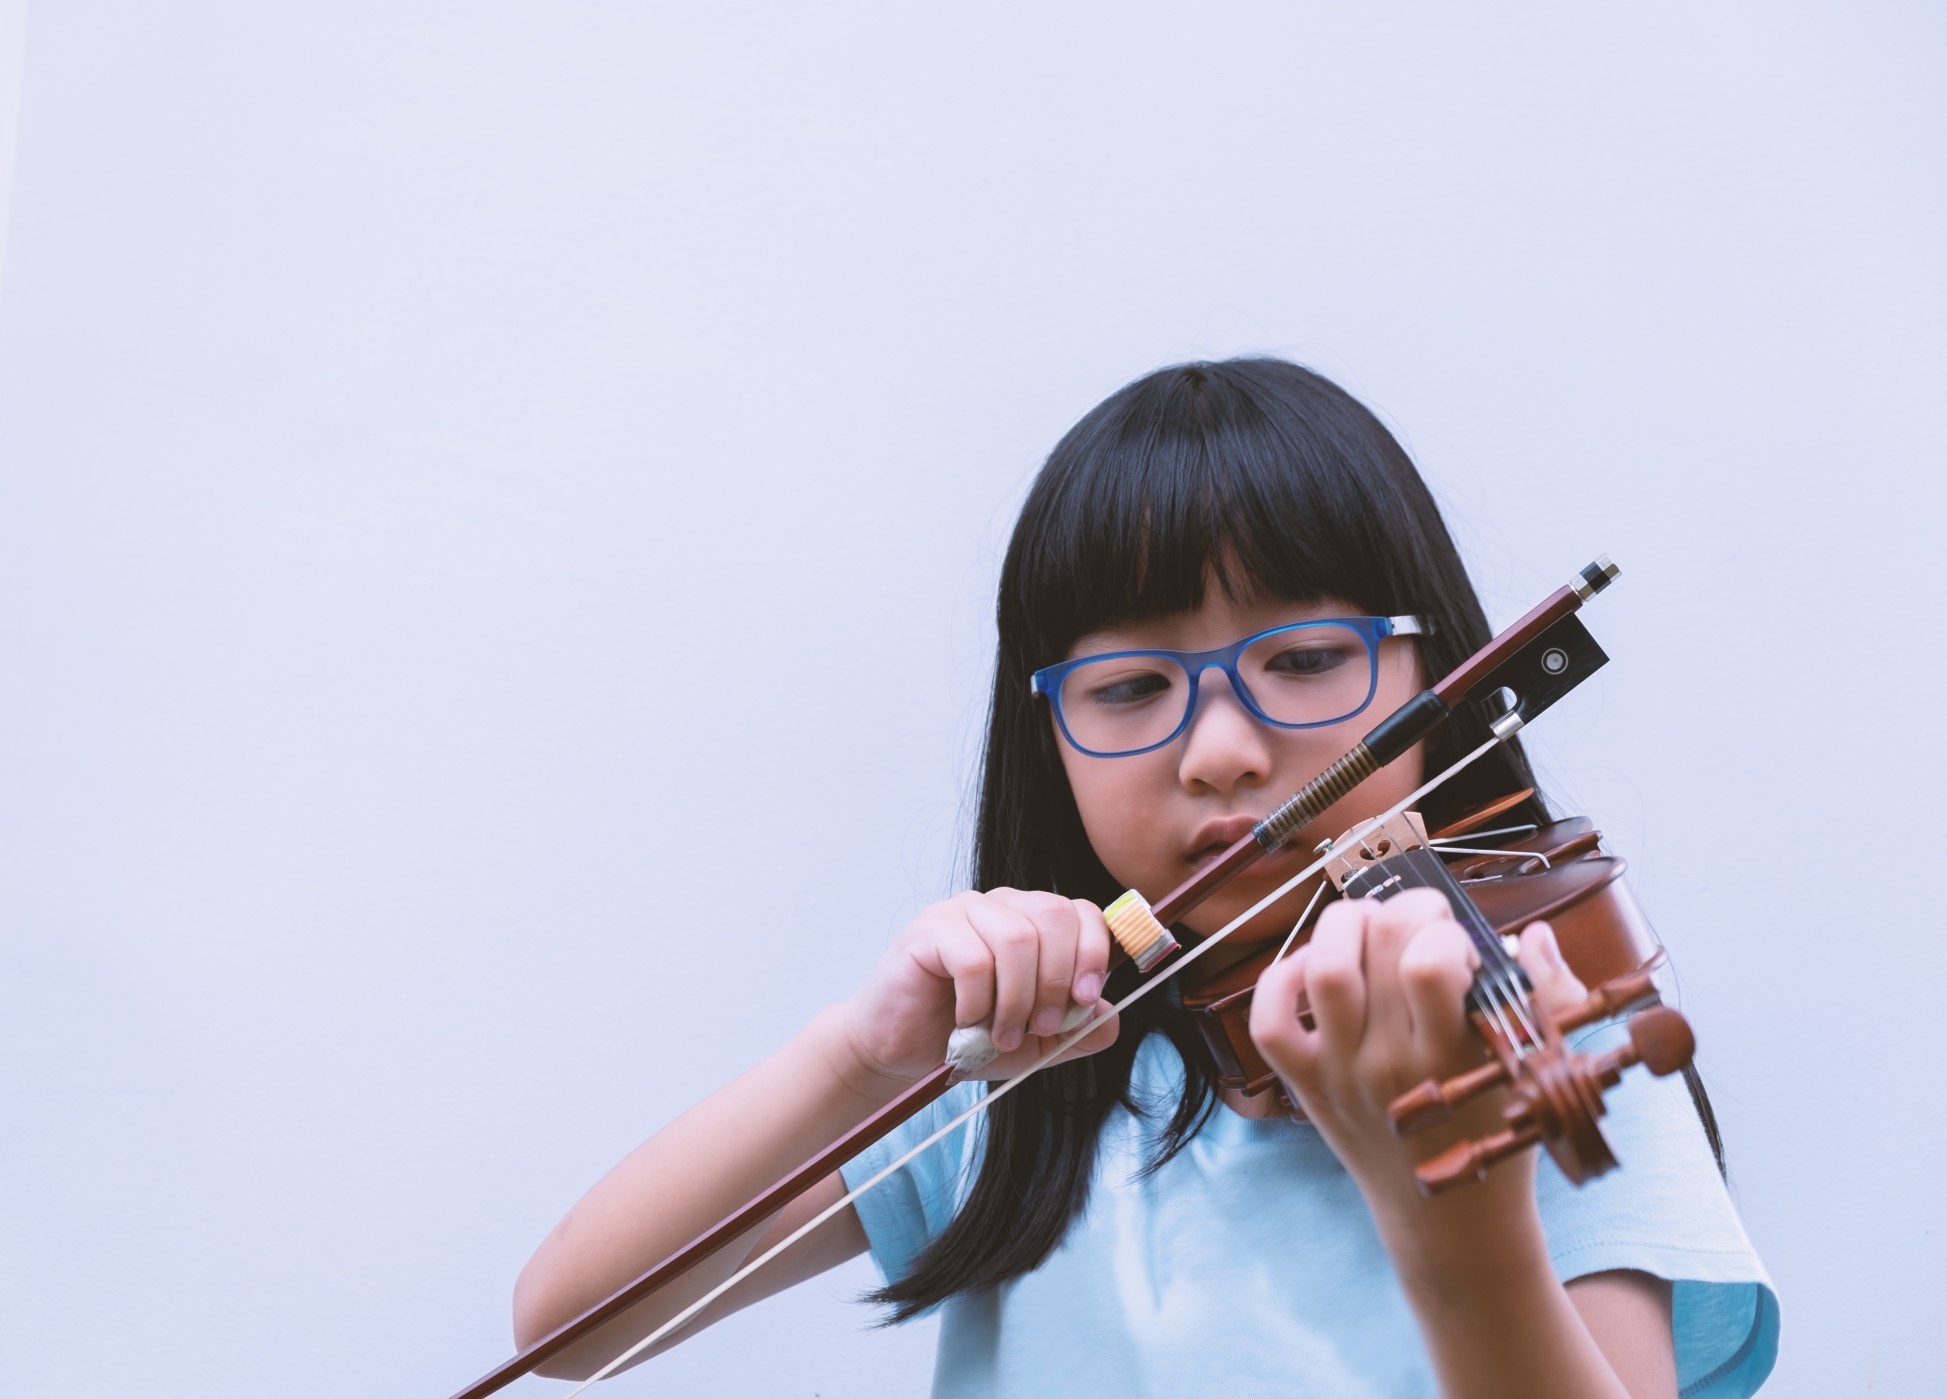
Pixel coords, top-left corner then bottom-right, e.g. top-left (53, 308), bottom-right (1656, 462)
top-left (512, 1003), bottom-right (902, 1350)
top-left (1380, 1208), bottom-right (1631, 1399)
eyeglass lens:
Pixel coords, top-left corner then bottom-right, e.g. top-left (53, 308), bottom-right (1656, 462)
top-left (1056, 624), bottom-right (1374, 755)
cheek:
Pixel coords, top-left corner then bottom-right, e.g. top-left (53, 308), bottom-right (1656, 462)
top-left (1059, 754), bottom-right (1172, 877)
top-left (1380, 645), bottom-right (1426, 708)
top-left (1254, 737), bottom-right (1430, 877)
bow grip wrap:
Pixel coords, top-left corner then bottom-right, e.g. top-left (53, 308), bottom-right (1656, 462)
top-left (945, 1003), bottom-right (1095, 1075)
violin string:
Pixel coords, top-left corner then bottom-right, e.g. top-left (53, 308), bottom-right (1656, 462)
top-left (1473, 959), bottom-right (1526, 1051)
top-left (1421, 820), bottom-right (1545, 1046)
top-left (1426, 821), bottom-right (1538, 846)
top-left (1421, 842), bottom-right (1531, 1053)
top-left (1434, 844), bottom-right (1552, 869)
top-left (560, 732), bottom-right (1510, 1396)
top-left (1350, 866), bottom-right (1517, 1053)
top-left (1426, 821), bottom-right (1557, 1050)
top-left (1492, 967), bottom-right (1539, 1054)
top-left (1403, 852), bottom-right (1535, 1055)
top-left (1328, 836), bottom-right (1535, 1057)
top-left (1423, 818), bottom-right (1547, 1048)
top-left (1470, 900), bottom-right (1535, 1048)
top-left (1269, 880), bottom-right (1329, 967)
top-left (1480, 930), bottom-right (1540, 1053)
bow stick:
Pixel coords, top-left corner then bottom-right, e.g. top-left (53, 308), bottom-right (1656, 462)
top-left (450, 557), bottom-right (1620, 1399)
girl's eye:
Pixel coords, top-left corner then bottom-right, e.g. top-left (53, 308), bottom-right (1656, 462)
top-left (1264, 644), bottom-right (1354, 677)
top-left (1081, 668), bottom-right (1175, 707)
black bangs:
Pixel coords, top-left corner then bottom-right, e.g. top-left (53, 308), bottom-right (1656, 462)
top-left (1001, 359), bottom-right (1436, 668)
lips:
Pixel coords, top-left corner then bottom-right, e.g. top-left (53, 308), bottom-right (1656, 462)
top-left (1185, 813), bottom-right (1262, 867)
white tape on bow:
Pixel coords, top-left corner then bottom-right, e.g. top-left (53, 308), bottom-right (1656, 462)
top-left (944, 1003), bottom-right (1095, 1075)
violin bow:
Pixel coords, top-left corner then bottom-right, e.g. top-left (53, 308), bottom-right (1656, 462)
top-left (450, 557), bottom-right (1621, 1399)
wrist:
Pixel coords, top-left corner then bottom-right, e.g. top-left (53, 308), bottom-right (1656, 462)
top-left (1373, 1187), bottom-right (1552, 1294)
top-left (807, 1003), bottom-right (915, 1110)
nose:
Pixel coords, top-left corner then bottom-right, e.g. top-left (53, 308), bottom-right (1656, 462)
top-left (1176, 665), bottom-right (1273, 797)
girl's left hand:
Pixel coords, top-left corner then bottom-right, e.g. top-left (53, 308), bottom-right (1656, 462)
top-left (1248, 888), bottom-right (1588, 1233)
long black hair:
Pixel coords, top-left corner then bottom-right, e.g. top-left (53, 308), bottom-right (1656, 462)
top-left (872, 358), bottom-right (1709, 1321)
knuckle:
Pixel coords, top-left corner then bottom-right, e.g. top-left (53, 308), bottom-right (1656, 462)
top-left (1248, 1012), bottom-right (1301, 1061)
top-left (1258, 953), bottom-right (1302, 996)
top-left (1305, 938), bottom-right (1354, 978)
top-left (1395, 939), bottom-right (1436, 978)
top-left (1035, 894), bottom-right (1080, 932)
top-left (1398, 943), bottom-right (1460, 993)
top-left (1307, 957), bottom-right (1359, 995)
top-left (1402, 886), bottom-right (1452, 915)
top-left (1247, 961), bottom-right (1305, 1044)
top-left (913, 899), bottom-right (956, 932)
top-left (1246, 985), bottom-right (1281, 1033)
top-left (993, 920), bottom-right (1038, 953)
top-left (1377, 887), bottom-right (1448, 931)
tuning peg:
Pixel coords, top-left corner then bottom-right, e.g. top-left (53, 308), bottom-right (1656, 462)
top-left (1389, 1057), bottom-right (1511, 1135)
top-left (1414, 1120), bottom-right (1545, 1195)
top-left (1600, 1006), bottom-right (1695, 1081)
top-left (1556, 968), bottom-right (1662, 1035)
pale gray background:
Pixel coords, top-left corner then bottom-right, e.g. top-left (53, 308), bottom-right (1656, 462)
top-left (2, 4), bottom-right (1941, 1396)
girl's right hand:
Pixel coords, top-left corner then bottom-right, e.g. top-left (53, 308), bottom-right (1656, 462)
top-left (836, 889), bottom-right (1121, 1087)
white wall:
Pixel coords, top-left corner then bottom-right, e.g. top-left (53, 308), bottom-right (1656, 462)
top-left (2, 5), bottom-right (1940, 1395)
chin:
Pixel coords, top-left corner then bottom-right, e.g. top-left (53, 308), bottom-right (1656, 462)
top-left (1188, 897), bottom-right (1303, 950)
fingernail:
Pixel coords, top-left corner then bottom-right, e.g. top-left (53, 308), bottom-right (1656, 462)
top-left (998, 1026), bottom-right (1022, 1051)
top-left (1074, 972), bottom-right (1103, 1002)
top-left (1032, 1007), bottom-right (1063, 1037)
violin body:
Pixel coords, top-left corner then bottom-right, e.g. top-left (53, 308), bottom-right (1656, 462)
top-left (1182, 811), bottom-right (1667, 1100)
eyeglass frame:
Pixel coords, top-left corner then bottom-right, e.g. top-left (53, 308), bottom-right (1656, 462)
top-left (1029, 614), bottom-right (1429, 758)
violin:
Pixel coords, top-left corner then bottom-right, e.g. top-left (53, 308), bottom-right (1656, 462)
top-left (1179, 796), bottom-right (1696, 1193)
top-left (450, 556), bottom-right (1693, 1397)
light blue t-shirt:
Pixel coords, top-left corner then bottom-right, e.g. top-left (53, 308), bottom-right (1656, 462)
top-left (841, 1024), bottom-right (1778, 1398)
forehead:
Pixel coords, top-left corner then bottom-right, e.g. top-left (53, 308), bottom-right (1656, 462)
top-left (1067, 592), bottom-right (1364, 658)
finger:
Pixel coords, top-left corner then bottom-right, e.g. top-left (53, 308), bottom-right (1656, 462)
top-left (1362, 887), bottom-right (1453, 968)
top-left (1049, 997), bottom-right (1120, 1065)
top-left (1516, 920), bottom-right (1587, 1016)
top-left (976, 993), bottom-right (1121, 1079)
top-left (1248, 943), bottom-right (1319, 1084)
top-left (1070, 900), bottom-right (1111, 1006)
top-left (965, 894), bottom-right (1041, 1052)
top-left (1395, 918), bottom-right (1479, 1054)
top-left (1301, 899), bottom-right (1371, 1050)
top-left (929, 911), bottom-right (997, 1031)
top-left (1363, 887), bottom-right (1459, 1047)
top-left (990, 889), bottom-right (1081, 1039)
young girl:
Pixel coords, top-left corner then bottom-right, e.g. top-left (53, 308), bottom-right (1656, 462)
top-left (511, 359), bottom-right (1778, 1397)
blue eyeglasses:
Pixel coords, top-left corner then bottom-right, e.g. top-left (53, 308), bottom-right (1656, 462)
top-left (1030, 615), bottom-right (1427, 758)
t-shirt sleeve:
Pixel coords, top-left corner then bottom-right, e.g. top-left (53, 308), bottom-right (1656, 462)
top-left (1537, 1020), bottom-right (1780, 1399)
top-left (839, 1078), bottom-right (987, 1299)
